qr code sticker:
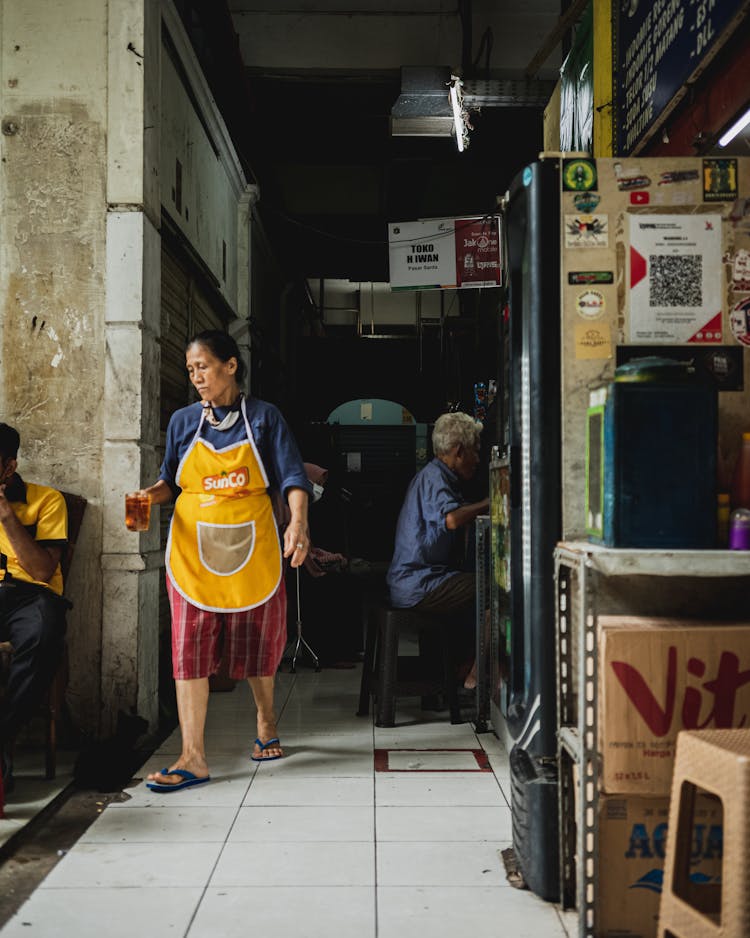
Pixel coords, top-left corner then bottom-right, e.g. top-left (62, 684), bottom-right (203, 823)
top-left (649, 254), bottom-right (702, 307)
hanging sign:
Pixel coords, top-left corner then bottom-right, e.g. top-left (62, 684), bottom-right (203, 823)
top-left (614, 0), bottom-right (746, 155)
top-left (454, 217), bottom-right (502, 288)
top-left (388, 216), bottom-right (502, 291)
top-left (628, 214), bottom-right (723, 344)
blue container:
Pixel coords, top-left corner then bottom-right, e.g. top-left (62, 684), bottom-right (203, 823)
top-left (587, 381), bottom-right (717, 548)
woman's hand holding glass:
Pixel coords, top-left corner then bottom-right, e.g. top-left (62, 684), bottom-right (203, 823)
top-left (125, 491), bottom-right (152, 531)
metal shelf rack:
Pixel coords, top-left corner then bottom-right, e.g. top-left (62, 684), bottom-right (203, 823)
top-left (554, 541), bottom-right (750, 938)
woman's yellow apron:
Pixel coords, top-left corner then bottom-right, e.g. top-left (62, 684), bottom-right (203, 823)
top-left (166, 398), bottom-right (282, 612)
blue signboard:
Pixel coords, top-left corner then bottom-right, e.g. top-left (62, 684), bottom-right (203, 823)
top-left (614, 0), bottom-right (748, 155)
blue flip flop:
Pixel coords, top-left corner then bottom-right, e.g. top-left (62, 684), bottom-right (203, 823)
top-left (146, 768), bottom-right (211, 793)
top-left (251, 737), bottom-right (284, 762)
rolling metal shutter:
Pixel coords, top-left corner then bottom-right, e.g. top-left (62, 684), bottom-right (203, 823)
top-left (158, 242), bottom-right (229, 635)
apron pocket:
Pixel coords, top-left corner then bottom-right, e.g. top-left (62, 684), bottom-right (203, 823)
top-left (197, 521), bottom-right (255, 576)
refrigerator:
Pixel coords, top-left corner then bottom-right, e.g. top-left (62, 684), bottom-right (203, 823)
top-left (489, 154), bottom-right (750, 903)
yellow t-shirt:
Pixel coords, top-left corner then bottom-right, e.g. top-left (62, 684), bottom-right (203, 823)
top-left (0, 476), bottom-right (67, 596)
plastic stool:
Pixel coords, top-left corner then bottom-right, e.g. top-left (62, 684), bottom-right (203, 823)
top-left (373, 606), bottom-right (462, 727)
top-left (658, 729), bottom-right (750, 938)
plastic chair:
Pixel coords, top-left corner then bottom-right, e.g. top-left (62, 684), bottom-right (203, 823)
top-left (1, 492), bottom-right (86, 780)
top-left (41, 492), bottom-right (87, 779)
top-left (657, 729), bottom-right (750, 938)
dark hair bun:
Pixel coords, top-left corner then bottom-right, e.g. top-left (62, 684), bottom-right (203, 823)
top-left (187, 330), bottom-right (246, 384)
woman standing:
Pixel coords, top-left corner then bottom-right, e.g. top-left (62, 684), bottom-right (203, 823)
top-left (135, 330), bottom-right (310, 792)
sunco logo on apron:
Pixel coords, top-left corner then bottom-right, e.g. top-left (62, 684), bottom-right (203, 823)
top-left (167, 399), bottom-right (282, 612)
top-left (202, 467), bottom-right (250, 492)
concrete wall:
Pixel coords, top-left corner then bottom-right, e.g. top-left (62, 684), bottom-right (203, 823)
top-left (98, 0), bottom-right (162, 736)
top-left (99, 0), bottom-right (254, 734)
top-left (0, 0), bottom-right (109, 731)
top-left (0, 0), bottom-right (254, 738)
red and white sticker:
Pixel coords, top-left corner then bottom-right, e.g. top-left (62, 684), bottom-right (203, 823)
top-left (730, 297), bottom-right (750, 347)
top-left (732, 248), bottom-right (750, 292)
top-left (628, 214), bottom-right (723, 344)
top-left (564, 214), bottom-right (608, 248)
top-left (575, 289), bottom-right (606, 319)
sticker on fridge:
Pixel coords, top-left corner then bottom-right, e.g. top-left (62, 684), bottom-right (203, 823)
top-left (628, 214), bottom-right (723, 344)
top-left (562, 158), bottom-right (597, 191)
top-left (703, 158), bottom-right (738, 203)
top-left (732, 249), bottom-right (750, 292)
top-left (575, 289), bottom-right (606, 319)
top-left (659, 169), bottom-right (699, 186)
top-left (565, 214), bottom-right (608, 248)
top-left (575, 322), bottom-right (612, 360)
top-left (729, 298), bottom-right (750, 347)
top-left (573, 192), bottom-right (600, 213)
top-left (568, 270), bottom-right (614, 285)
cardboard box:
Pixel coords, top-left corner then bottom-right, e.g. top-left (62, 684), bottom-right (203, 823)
top-left (598, 617), bottom-right (750, 794)
top-left (597, 793), bottom-right (722, 938)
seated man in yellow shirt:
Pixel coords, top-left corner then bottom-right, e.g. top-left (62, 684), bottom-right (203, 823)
top-left (0, 423), bottom-right (68, 792)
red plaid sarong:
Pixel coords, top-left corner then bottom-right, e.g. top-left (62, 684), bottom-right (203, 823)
top-left (166, 576), bottom-right (287, 680)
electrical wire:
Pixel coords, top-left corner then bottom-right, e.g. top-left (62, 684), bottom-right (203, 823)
top-left (472, 27), bottom-right (494, 76)
top-left (457, 0), bottom-right (473, 76)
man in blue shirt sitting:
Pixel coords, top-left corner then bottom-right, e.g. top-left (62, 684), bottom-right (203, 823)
top-left (387, 412), bottom-right (489, 687)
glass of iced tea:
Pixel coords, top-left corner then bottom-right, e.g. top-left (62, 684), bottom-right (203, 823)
top-left (125, 492), bottom-right (151, 531)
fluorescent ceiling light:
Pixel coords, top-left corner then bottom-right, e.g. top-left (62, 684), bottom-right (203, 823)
top-left (719, 106), bottom-right (750, 147)
top-left (449, 78), bottom-right (465, 153)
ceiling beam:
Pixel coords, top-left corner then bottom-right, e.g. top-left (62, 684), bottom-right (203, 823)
top-left (525, 0), bottom-right (590, 79)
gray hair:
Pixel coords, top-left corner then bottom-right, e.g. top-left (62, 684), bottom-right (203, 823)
top-left (432, 412), bottom-right (482, 456)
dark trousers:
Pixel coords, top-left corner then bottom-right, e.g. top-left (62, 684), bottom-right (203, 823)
top-left (413, 572), bottom-right (475, 617)
top-left (0, 583), bottom-right (68, 748)
top-left (413, 573), bottom-right (476, 676)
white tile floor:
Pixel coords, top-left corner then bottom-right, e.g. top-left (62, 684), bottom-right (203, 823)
top-left (0, 750), bottom-right (76, 850)
top-left (0, 667), bottom-right (578, 937)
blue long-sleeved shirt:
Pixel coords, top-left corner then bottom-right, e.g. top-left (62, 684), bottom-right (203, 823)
top-left (386, 458), bottom-right (464, 608)
top-left (159, 397), bottom-right (311, 500)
